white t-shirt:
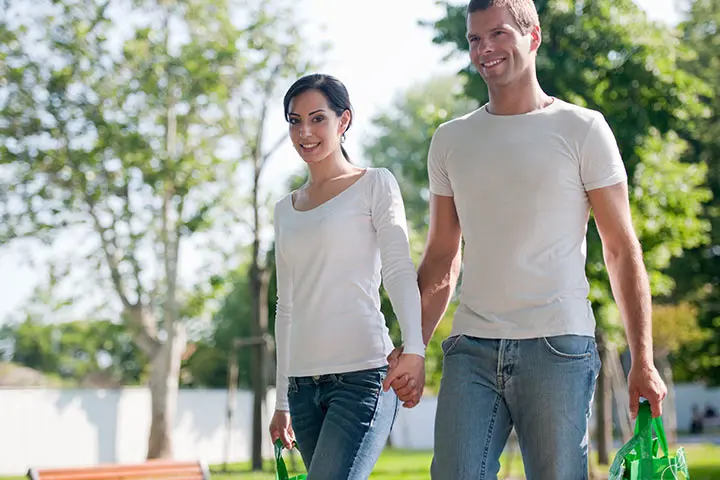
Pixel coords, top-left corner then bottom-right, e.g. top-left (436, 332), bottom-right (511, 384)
top-left (428, 99), bottom-right (627, 340)
top-left (273, 167), bottom-right (425, 411)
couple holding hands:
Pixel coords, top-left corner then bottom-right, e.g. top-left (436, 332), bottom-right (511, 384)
top-left (269, 1), bottom-right (667, 479)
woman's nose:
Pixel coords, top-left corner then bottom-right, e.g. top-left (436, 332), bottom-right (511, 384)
top-left (299, 123), bottom-right (311, 138)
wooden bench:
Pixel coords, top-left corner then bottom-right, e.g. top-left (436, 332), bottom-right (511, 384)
top-left (27, 459), bottom-right (210, 480)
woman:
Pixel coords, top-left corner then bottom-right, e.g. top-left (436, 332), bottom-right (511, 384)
top-left (268, 73), bottom-right (426, 479)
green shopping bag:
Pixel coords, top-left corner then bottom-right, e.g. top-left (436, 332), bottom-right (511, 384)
top-left (608, 401), bottom-right (689, 479)
top-left (274, 439), bottom-right (307, 480)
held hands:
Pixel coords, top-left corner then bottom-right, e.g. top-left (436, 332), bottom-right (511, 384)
top-left (269, 410), bottom-right (295, 450)
top-left (383, 346), bottom-right (425, 408)
top-left (628, 360), bottom-right (667, 418)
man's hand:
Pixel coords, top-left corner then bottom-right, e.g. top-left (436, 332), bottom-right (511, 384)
top-left (384, 349), bottom-right (425, 408)
top-left (386, 347), bottom-right (418, 406)
top-left (269, 410), bottom-right (295, 449)
top-left (628, 361), bottom-right (667, 418)
top-left (386, 347), bottom-right (417, 406)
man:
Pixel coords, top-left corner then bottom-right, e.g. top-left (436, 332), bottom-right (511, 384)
top-left (383, 0), bottom-right (667, 478)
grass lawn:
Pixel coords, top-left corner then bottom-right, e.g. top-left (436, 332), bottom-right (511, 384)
top-left (207, 443), bottom-right (718, 479)
top-left (2, 443), bottom-right (716, 479)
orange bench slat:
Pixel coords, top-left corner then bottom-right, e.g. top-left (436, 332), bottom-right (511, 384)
top-left (28, 461), bottom-right (208, 480)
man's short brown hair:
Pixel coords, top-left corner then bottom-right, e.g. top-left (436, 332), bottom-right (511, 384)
top-left (467, 0), bottom-right (540, 34)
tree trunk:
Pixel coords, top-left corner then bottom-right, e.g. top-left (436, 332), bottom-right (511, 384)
top-left (147, 323), bottom-right (186, 459)
top-left (595, 331), bottom-right (613, 465)
top-left (248, 125), bottom-right (272, 469)
top-left (249, 262), bottom-right (270, 470)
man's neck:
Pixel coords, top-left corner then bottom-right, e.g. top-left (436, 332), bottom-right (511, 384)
top-left (486, 79), bottom-right (553, 116)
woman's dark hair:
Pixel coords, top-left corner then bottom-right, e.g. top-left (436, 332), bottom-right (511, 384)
top-left (283, 73), bottom-right (353, 162)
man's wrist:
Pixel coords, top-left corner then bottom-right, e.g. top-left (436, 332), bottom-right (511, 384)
top-left (630, 349), bottom-right (654, 368)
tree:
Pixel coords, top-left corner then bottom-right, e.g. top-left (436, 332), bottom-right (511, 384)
top-left (0, 0), bottom-right (314, 461)
top-left (1, 318), bottom-right (148, 386)
top-left (426, 0), bottom-right (710, 463)
top-left (0, 265), bottom-right (148, 384)
top-left (181, 260), bottom-right (278, 391)
top-left (667, 0), bottom-right (720, 386)
top-left (232, 2), bottom-right (319, 469)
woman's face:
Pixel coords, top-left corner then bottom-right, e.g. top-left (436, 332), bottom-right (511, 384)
top-left (287, 89), bottom-right (350, 164)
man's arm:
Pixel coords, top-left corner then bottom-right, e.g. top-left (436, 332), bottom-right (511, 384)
top-left (418, 193), bottom-right (463, 345)
top-left (588, 182), bottom-right (667, 417)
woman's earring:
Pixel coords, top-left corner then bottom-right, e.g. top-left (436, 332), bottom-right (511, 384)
top-left (341, 133), bottom-right (347, 143)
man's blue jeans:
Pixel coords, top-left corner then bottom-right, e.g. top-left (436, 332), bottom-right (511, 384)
top-left (431, 334), bottom-right (601, 480)
top-left (288, 366), bottom-right (398, 479)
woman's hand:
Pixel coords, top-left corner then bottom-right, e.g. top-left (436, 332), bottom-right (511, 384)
top-left (383, 352), bottom-right (425, 408)
top-left (269, 409), bottom-right (295, 449)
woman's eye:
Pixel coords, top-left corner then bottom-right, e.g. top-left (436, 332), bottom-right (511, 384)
top-left (313, 116), bottom-right (325, 122)
top-left (289, 118), bottom-right (299, 125)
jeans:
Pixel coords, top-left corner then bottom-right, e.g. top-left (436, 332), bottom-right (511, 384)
top-left (288, 366), bottom-right (398, 480)
top-left (431, 334), bottom-right (601, 480)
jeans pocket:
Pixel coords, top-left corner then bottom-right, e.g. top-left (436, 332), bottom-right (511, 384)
top-left (441, 334), bottom-right (465, 356)
top-left (542, 335), bottom-right (594, 359)
top-left (338, 368), bottom-right (384, 393)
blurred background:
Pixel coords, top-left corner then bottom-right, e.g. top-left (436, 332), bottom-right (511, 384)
top-left (0, 0), bottom-right (718, 478)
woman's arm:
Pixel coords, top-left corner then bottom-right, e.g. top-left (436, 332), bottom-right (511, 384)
top-left (273, 204), bottom-right (293, 412)
top-left (371, 168), bottom-right (425, 357)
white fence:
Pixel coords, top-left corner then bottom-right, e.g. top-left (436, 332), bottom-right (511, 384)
top-left (0, 387), bottom-right (272, 475)
top-left (0, 383), bottom-right (718, 475)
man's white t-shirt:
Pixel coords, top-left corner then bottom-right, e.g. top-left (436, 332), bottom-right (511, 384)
top-left (428, 99), bottom-right (627, 340)
top-left (273, 167), bottom-right (425, 411)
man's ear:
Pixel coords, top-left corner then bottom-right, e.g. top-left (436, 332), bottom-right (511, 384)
top-left (529, 24), bottom-right (542, 53)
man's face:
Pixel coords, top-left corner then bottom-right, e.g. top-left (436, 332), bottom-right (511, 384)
top-left (466, 5), bottom-right (540, 88)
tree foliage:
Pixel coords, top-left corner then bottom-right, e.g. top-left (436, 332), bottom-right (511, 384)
top-left (0, 0), bottom-right (318, 459)
top-left (666, 0), bottom-right (720, 385)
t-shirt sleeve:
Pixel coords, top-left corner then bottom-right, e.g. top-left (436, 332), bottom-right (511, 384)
top-left (428, 126), bottom-right (454, 197)
top-left (371, 169), bottom-right (425, 357)
top-left (580, 113), bottom-right (628, 191)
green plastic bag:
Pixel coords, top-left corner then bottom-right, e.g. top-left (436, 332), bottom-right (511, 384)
top-left (609, 401), bottom-right (689, 479)
top-left (274, 439), bottom-right (307, 480)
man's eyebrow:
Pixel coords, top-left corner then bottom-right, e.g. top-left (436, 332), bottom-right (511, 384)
top-left (467, 23), bottom-right (507, 38)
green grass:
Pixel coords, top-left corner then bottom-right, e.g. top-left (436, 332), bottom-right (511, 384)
top-left (2, 443), bottom-right (717, 479)
top-left (207, 443), bottom-right (720, 479)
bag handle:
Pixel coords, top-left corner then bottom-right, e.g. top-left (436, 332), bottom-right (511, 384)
top-left (634, 400), bottom-right (671, 460)
top-left (608, 429), bottom-right (644, 477)
top-left (608, 400), bottom-right (671, 477)
top-left (274, 438), bottom-right (294, 480)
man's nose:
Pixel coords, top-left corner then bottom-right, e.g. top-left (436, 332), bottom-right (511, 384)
top-left (477, 40), bottom-right (494, 56)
